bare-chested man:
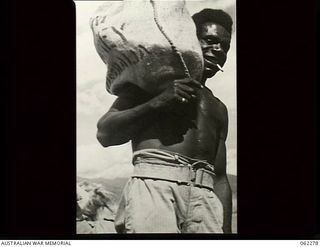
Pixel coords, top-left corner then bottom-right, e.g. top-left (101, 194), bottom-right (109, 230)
top-left (97, 9), bottom-right (233, 233)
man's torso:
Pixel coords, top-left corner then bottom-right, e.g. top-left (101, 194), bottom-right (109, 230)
top-left (132, 87), bottom-right (228, 175)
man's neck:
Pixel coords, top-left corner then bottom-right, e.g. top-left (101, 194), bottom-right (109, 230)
top-left (201, 76), bottom-right (207, 85)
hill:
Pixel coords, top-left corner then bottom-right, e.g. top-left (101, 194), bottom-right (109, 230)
top-left (78, 174), bottom-right (237, 233)
top-left (77, 174), bottom-right (237, 202)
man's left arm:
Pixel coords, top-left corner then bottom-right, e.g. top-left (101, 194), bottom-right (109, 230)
top-left (214, 164), bottom-right (233, 233)
top-left (214, 104), bottom-right (232, 233)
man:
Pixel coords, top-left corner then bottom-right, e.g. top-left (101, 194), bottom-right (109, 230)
top-left (97, 9), bottom-right (233, 233)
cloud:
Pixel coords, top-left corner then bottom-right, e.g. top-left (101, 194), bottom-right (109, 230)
top-left (77, 142), bottom-right (133, 179)
top-left (227, 147), bottom-right (237, 175)
top-left (77, 79), bottom-right (117, 116)
top-left (76, 31), bottom-right (106, 87)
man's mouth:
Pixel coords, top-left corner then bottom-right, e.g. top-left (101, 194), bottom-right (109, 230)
top-left (204, 58), bottom-right (221, 72)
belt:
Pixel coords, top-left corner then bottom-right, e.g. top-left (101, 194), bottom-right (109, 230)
top-left (132, 149), bottom-right (216, 191)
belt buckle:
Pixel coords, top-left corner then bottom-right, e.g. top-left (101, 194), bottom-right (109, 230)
top-left (193, 168), bottom-right (215, 190)
top-left (194, 168), bottom-right (205, 186)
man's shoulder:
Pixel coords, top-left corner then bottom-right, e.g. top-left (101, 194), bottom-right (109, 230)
top-left (203, 87), bottom-right (228, 112)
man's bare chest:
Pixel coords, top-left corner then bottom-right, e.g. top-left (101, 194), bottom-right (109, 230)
top-left (196, 88), bottom-right (227, 130)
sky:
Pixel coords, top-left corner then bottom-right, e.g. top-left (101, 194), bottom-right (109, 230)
top-left (76, 0), bottom-right (237, 179)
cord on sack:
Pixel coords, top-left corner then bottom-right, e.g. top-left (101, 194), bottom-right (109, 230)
top-left (150, 0), bottom-right (191, 79)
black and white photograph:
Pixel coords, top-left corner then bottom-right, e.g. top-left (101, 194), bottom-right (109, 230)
top-left (76, 0), bottom-right (237, 234)
top-left (1, 0), bottom-right (318, 241)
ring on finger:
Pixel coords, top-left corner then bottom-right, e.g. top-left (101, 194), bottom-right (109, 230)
top-left (181, 97), bottom-right (187, 103)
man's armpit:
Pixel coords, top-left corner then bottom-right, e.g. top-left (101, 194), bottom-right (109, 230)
top-left (109, 96), bottom-right (140, 112)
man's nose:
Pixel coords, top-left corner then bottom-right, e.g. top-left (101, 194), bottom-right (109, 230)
top-left (203, 43), bottom-right (222, 55)
top-left (212, 43), bottom-right (222, 51)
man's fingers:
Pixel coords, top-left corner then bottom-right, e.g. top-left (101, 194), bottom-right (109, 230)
top-left (174, 78), bottom-right (191, 84)
top-left (174, 78), bottom-right (203, 89)
top-left (176, 88), bottom-right (192, 101)
top-left (175, 83), bottom-right (195, 94)
top-left (189, 79), bottom-right (204, 89)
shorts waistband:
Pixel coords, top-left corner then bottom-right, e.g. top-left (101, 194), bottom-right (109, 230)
top-left (131, 149), bottom-right (216, 191)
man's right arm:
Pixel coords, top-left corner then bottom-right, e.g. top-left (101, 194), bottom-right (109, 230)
top-left (96, 95), bottom-right (159, 147)
top-left (96, 78), bottom-right (203, 147)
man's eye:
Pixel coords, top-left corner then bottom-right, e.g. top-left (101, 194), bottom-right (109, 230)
top-left (206, 38), bottom-right (213, 44)
top-left (205, 37), bottom-right (218, 44)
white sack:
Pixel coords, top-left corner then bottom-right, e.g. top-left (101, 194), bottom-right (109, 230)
top-left (90, 0), bottom-right (204, 96)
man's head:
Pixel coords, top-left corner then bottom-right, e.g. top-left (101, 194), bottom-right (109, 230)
top-left (192, 9), bottom-right (233, 80)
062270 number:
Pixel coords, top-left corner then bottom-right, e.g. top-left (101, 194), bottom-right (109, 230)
top-left (300, 241), bottom-right (319, 246)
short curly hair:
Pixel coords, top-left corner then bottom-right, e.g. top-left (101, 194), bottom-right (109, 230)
top-left (192, 9), bottom-right (233, 35)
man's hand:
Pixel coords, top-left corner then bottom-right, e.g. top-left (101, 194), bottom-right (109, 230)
top-left (149, 78), bottom-right (204, 110)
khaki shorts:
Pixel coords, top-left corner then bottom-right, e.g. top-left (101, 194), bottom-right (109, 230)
top-left (114, 177), bottom-right (223, 233)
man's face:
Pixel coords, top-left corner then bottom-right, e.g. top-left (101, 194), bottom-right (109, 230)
top-left (198, 22), bottom-right (231, 79)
